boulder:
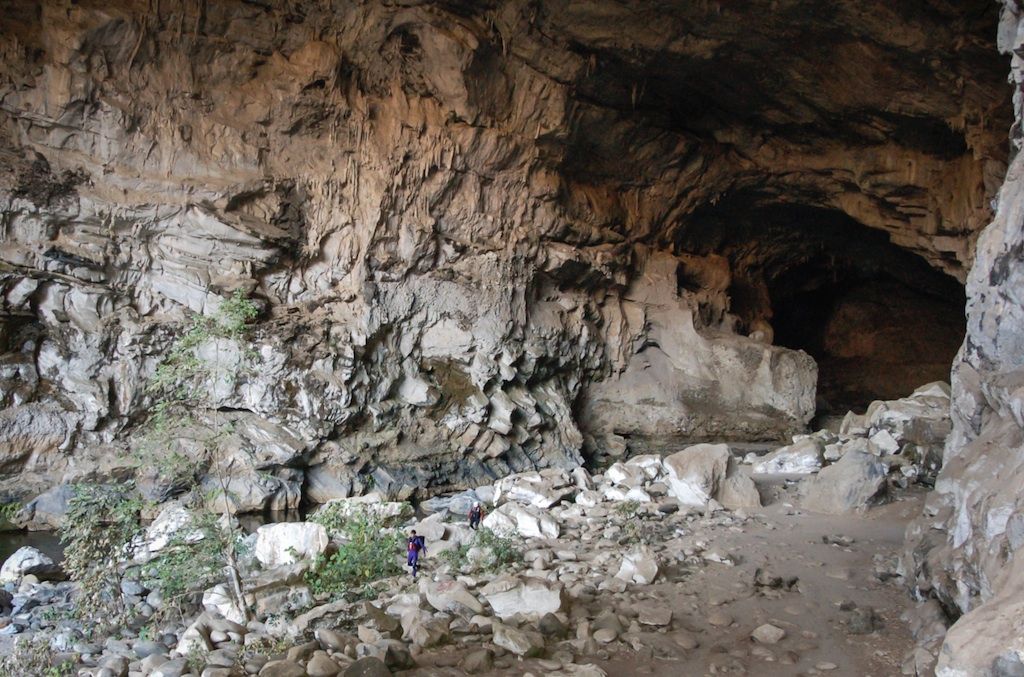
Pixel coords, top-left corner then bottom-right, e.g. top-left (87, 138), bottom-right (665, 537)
top-left (421, 578), bottom-right (484, 615)
top-left (492, 621), bottom-right (544, 657)
top-left (661, 444), bottom-right (731, 508)
top-left (254, 522), bottom-right (328, 568)
top-left (480, 575), bottom-right (566, 619)
top-left (411, 512), bottom-right (446, 541)
top-left (801, 451), bottom-right (888, 514)
top-left (615, 549), bottom-right (659, 585)
top-left (483, 502), bottom-right (559, 539)
top-left (0, 546), bottom-right (61, 583)
top-left (493, 469), bottom-right (577, 509)
top-left (751, 438), bottom-right (823, 474)
top-left (716, 473), bottom-right (761, 510)
top-left (342, 657), bottom-right (391, 677)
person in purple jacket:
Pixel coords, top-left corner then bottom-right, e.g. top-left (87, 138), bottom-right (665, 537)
top-left (407, 529), bottom-right (426, 578)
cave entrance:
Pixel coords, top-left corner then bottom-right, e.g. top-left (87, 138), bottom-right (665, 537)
top-left (676, 196), bottom-right (967, 415)
top-left (769, 255), bottom-right (966, 414)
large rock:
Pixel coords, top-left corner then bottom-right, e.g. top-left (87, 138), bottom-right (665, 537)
top-left (480, 576), bottom-right (566, 619)
top-left (421, 578), bottom-right (484, 615)
top-left (661, 444), bottom-right (731, 508)
top-left (254, 522), bottom-right (329, 568)
top-left (751, 438), bottom-right (824, 475)
top-left (615, 549), bottom-right (659, 585)
top-left (801, 451), bottom-right (888, 514)
top-left (0, 546), bottom-right (61, 583)
top-left (493, 469), bottom-right (577, 509)
top-left (491, 621), bottom-right (544, 657)
top-left (482, 503), bottom-right (559, 539)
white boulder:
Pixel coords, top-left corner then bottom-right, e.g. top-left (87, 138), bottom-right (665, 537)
top-left (480, 575), bottom-right (566, 619)
top-left (253, 522), bottom-right (328, 568)
top-left (0, 546), bottom-right (60, 583)
top-left (751, 438), bottom-right (824, 474)
top-left (616, 549), bottom-right (659, 585)
top-left (483, 503), bottom-right (559, 539)
top-left (662, 443), bottom-right (731, 508)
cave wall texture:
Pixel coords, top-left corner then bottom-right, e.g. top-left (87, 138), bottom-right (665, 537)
top-left (3, 0), bottom-right (1024, 670)
top-left (0, 1), bottom-right (1010, 506)
top-left (904, 3), bottom-right (1024, 674)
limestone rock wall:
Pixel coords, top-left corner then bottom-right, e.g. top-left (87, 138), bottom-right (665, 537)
top-left (903, 2), bottom-right (1024, 674)
top-left (0, 1), bottom-right (1007, 507)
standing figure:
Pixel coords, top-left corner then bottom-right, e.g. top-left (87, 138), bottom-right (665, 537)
top-left (468, 502), bottom-right (485, 530)
top-left (407, 529), bottom-right (426, 578)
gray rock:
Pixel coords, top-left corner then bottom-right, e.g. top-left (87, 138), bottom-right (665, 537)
top-left (801, 451), bottom-right (888, 514)
top-left (342, 657), bottom-right (392, 677)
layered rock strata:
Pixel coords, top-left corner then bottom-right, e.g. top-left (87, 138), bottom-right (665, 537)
top-left (0, 1), bottom-right (1009, 509)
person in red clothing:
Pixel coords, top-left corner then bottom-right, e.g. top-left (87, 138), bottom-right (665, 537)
top-left (468, 501), bottom-right (485, 530)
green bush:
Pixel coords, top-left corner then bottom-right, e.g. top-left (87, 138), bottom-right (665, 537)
top-left (59, 483), bottom-right (144, 623)
top-left (305, 508), bottom-right (403, 599)
top-left (439, 527), bottom-right (520, 572)
top-left (143, 509), bottom-right (241, 619)
top-left (0, 501), bottom-right (19, 531)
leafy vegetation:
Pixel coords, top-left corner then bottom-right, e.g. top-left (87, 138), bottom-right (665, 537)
top-left (439, 527), bottom-right (520, 572)
top-left (305, 507), bottom-right (404, 599)
top-left (310, 500), bottom-right (412, 537)
top-left (0, 501), bottom-right (19, 531)
top-left (0, 633), bottom-right (75, 677)
top-left (58, 483), bottom-right (145, 623)
top-left (142, 507), bottom-right (246, 620)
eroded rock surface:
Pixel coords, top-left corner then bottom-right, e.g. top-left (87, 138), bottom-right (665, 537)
top-left (0, 0), bottom-right (1010, 508)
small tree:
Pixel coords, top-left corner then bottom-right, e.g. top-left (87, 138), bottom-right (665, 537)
top-left (59, 483), bottom-right (144, 625)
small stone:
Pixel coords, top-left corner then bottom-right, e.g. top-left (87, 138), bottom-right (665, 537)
top-left (676, 632), bottom-right (699, 650)
top-left (707, 610), bottom-right (734, 627)
top-left (638, 606), bottom-right (672, 626)
top-left (816, 662), bottom-right (838, 671)
top-left (751, 623), bottom-right (786, 644)
top-left (593, 628), bottom-right (618, 643)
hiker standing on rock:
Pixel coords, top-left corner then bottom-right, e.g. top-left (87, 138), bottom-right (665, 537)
top-left (468, 501), bottom-right (485, 530)
top-left (407, 529), bottom-right (426, 578)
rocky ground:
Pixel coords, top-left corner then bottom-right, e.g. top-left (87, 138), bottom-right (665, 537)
top-left (0, 381), bottom-right (943, 677)
top-left (0, 481), bottom-right (926, 677)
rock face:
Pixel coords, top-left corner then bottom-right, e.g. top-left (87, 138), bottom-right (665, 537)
top-left (0, 0), bottom-right (1009, 505)
top-left (902, 3), bottom-right (1024, 674)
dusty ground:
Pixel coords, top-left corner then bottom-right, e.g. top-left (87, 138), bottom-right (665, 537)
top-left (413, 484), bottom-right (925, 677)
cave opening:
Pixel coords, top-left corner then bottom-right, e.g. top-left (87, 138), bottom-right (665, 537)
top-left (676, 194), bottom-right (967, 415)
